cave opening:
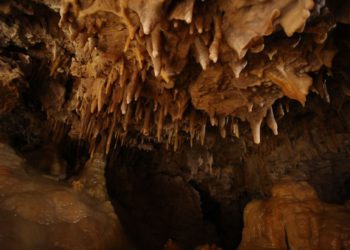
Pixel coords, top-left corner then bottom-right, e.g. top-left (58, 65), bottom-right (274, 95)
top-left (105, 145), bottom-right (247, 250)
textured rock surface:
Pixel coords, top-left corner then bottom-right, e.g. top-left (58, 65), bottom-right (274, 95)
top-left (0, 0), bottom-right (340, 152)
top-left (238, 180), bottom-right (350, 250)
top-left (0, 142), bottom-right (130, 250)
top-left (1, 0), bottom-right (350, 250)
top-left (105, 98), bottom-right (350, 250)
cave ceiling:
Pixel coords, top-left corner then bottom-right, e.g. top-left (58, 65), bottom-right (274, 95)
top-left (0, 0), bottom-right (349, 152)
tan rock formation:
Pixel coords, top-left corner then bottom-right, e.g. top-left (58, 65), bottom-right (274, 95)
top-left (0, 0), bottom-right (339, 152)
top-left (1, 1), bottom-right (350, 249)
top-left (239, 179), bottom-right (350, 250)
top-left (0, 142), bottom-right (131, 250)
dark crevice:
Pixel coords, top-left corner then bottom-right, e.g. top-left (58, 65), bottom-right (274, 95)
top-left (189, 180), bottom-right (224, 247)
top-left (284, 227), bottom-right (291, 250)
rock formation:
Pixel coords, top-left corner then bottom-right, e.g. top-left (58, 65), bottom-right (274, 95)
top-left (239, 179), bottom-right (350, 250)
top-left (0, 142), bottom-right (131, 249)
top-left (0, 0), bottom-right (339, 151)
top-left (1, 0), bottom-right (350, 249)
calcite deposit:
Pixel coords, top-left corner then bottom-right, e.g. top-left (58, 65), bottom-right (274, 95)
top-left (1, 0), bottom-right (350, 249)
top-left (0, 142), bottom-right (131, 249)
top-left (239, 180), bottom-right (350, 250)
top-left (0, 0), bottom-right (339, 152)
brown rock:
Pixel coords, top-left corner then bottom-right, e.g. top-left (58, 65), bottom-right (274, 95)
top-left (239, 180), bottom-right (350, 250)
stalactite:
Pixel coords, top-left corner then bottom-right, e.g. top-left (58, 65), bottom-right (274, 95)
top-left (109, 85), bottom-right (121, 113)
top-left (266, 49), bottom-right (278, 60)
top-left (323, 81), bottom-right (330, 103)
top-left (250, 39), bottom-right (265, 54)
top-left (134, 46), bottom-right (143, 70)
top-left (122, 103), bottom-right (133, 131)
top-left (119, 3), bottom-right (136, 52)
top-left (97, 80), bottom-right (105, 112)
top-left (194, 37), bottom-right (209, 70)
top-left (91, 96), bottom-right (97, 114)
top-left (200, 33), bottom-right (211, 46)
top-left (210, 113), bottom-right (218, 126)
top-left (285, 101), bottom-right (290, 113)
top-left (151, 25), bottom-right (161, 58)
top-left (119, 72), bottom-right (127, 92)
top-left (146, 37), bottom-right (162, 77)
top-left (88, 37), bottom-right (96, 52)
top-left (189, 21), bottom-right (195, 34)
top-left (163, 101), bottom-right (169, 117)
top-left (195, 16), bottom-right (204, 34)
top-left (153, 101), bottom-right (158, 112)
top-left (135, 99), bottom-right (143, 122)
top-left (86, 117), bottom-right (93, 140)
top-left (119, 59), bottom-right (125, 84)
top-left (126, 69), bottom-right (138, 104)
top-left (134, 81), bottom-right (142, 101)
top-left (93, 118), bottom-right (102, 139)
top-left (219, 116), bottom-right (226, 138)
top-left (230, 59), bottom-right (247, 78)
top-left (142, 103), bottom-right (152, 136)
top-left (248, 103), bottom-right (253, 113)
top-left (250, 118), bottom-right (263, 144)
top-left (9, 0), bottom-right (337, 152)
top-left (209, 15), bottom-right (222, 63)
top-left (120, 92), bottom-right (128, 115)
top-left (232, 120), bottom-right (240, 138)
top-left (106, 66), bottom-right (118, 96)
top-left (315, 73), bottom-right (331, 103)
top-left (277, 103), bottom-right (285, 118)
top-left (266, 107), bottom-right (278, 135)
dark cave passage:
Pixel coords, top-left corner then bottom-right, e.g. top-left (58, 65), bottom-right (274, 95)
top-left (104, 98), bottom-right (350, 250)
top-left (105, 144), bottom-right (248, 250)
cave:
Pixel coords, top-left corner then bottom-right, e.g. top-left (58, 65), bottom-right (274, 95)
top-left (0, 0), bottom-right (350, 249)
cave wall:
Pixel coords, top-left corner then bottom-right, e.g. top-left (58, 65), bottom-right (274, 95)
top-left (1, 0), bottom-right (350, 250)
top-left (239, 180), bottom-right (350, 250)
top-left (106, 96), bottom-right (350, 250)
top-left (0, 142), bottom-right (131, 250)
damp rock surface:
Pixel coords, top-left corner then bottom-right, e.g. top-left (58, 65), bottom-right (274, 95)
top-left (238, 179), bottom-right (350, 250)
top-left (0, 142), bottom-right (130, 250)
top-left (1, 0), bottom-right (350, 250)
top-left (0, 0), bottom-right (343, 152)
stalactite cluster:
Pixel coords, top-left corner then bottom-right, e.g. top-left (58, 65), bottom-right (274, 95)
top-left (2, 1), bottom-right (350, 250)
top-left (60, 0), bottom-right (337, 151)
top-left (0, 0), bottom-right (340, 153)
top-left (0, 56), bottom-right (27, 114)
